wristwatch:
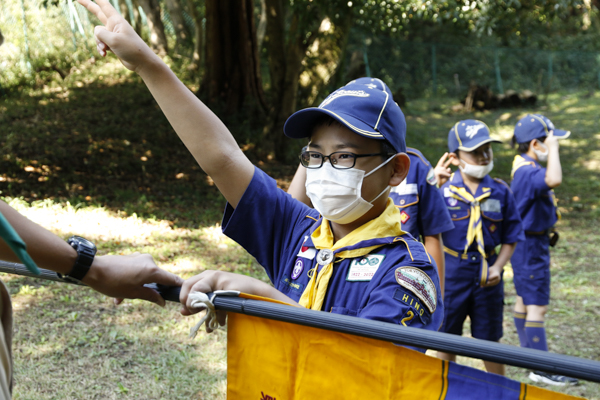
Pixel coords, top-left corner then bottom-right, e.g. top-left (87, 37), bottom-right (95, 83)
top-left (58, 236), bottom-right (97, 283)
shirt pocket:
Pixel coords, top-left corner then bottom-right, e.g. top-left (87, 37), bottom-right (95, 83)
top-left (395, 194), bottom-right (419, 208)
top-left (448, 207), bottom-right (470, 221)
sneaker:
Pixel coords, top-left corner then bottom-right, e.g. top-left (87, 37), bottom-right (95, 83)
top-left (529, 371), bottom-right (579, 386)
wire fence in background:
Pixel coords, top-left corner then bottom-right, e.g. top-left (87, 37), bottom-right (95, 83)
top-left (350, 35), bottom-right (600, 100)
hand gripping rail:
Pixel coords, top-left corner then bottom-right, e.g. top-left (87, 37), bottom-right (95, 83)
top-left (2, 261), bottom-right (600, 383)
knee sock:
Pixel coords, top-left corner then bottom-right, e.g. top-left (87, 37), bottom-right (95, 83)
top-left (525, 320), bottom-right (548, 352)
top-left (513, 312), bottom-right (529, 348)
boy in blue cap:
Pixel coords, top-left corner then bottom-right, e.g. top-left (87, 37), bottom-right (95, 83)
top-left (437, 120), bottom-right (524, 375)
top-left (77, 0), bottom-right (444, 339)
top-left (510, 114), bottom-right (577, 386)
top-left (288, 77), bottom-right (454, 294)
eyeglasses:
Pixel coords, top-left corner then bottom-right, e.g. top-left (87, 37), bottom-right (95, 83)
top-left (299, 150), bottom-right (388, 169)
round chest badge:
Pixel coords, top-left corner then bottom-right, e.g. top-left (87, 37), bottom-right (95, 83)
top-left (316, 249), bottom-right (334, 266)
top-left (448, 197), bottom-right (458, 207)
top-left (292, 259), bottom-right (304, 280)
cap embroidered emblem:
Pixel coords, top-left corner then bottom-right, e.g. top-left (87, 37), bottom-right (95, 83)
top-left (465, 123), bottom-right (485, 138)
top-left (394, 267), bottom-right (437, 313)
top-left (400, 211), bottom-right (410, 224)
top-left (319, 90), bottom-right (370, 108)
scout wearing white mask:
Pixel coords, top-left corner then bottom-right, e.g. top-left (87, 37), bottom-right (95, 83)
top-left (304, 154), bottom-right (397, 224)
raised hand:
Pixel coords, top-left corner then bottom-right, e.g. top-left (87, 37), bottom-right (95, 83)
top-left (434, 152), bottom-right (453, 187)
top-left (77, 0), bottom-right (158, 72)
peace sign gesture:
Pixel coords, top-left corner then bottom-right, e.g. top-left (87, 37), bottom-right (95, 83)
top-left (77, 0), bottom-right (158, 72)
top-left (434, 152), bottom-right (454, 187)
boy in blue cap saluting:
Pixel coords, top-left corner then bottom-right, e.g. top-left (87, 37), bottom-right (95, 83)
top-left (77, 0), bottom-right (443, 339)
top-left (510, 114), bottom-right (577, 386)
top-left (437, 120), bottom-right (524, 375)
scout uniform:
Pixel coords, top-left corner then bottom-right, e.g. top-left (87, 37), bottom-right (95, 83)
top-left (389, 148), bottom-right (454, 241)
top-left (510, 154), bottom-right (560, 306)
top-left (440, 173), bottom-right (524, 340)
top-left (221, 80), bottom-right (444, 342)
top-left (439, 120), bottom-right (524, 342)
top-left (510, 114), bottom-right (571, 307)
top-left (224, 168), bottom-right (443, 335)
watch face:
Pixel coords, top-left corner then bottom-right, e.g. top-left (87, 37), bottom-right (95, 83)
top-left (69, 236), bottom-right (97, 252)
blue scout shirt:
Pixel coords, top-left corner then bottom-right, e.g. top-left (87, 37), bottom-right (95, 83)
top-left (440, 172), bottom-right (524, 253)
top-left (389, 148), bottom-right (454, 240)
top-left (510, 154), bottom-right (558, 232)
top-left (222, 167), bottom-right (444, 334)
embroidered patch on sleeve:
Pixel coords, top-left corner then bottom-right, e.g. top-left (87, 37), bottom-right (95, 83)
top-left (394, 267), bottom-right (437, 313)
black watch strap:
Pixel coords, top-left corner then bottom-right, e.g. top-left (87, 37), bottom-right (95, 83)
top-left (62, 236), bottom-right (97, 282)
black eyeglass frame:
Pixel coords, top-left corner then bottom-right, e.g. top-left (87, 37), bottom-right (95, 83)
top-left (299, 150), bottom-right (390, 169)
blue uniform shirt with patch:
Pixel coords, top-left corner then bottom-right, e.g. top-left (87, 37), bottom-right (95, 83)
top-left (510, 154), bottom-right (558, 232)
top-left (440, 172), bottom-right (525, 252)
top-left (222, 167), bottom-right (444, 340)
top-left (389, 148), bottom-right (454, 240)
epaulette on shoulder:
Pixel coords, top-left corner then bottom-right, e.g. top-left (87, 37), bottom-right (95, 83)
top-left (393, 234), bottom-right (432, 264)
top-left (406, 147), bottom-right (431, 168)
top-left (493, 178), bottom-right (510, 189)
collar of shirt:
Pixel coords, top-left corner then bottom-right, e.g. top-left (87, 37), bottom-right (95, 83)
top-left (449, 171), bottom-right (495, 197)
top-left (303, 198), bottom-right (406, 257)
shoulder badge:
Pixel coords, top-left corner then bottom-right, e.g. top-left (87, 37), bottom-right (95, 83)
top-left (394, 267), bottom-right (437, 313)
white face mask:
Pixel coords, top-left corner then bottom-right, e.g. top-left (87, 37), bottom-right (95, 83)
top-left (533, 140), bottom-right (549, 162)
top-left (305, 155), bottom-right (395, 224)
top-left (459, 159), bottom-right (494, 179)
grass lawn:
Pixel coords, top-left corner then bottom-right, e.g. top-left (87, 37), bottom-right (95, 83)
top-left (1, 60), bottom-right (599, 399)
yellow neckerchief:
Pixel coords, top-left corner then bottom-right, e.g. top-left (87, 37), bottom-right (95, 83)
top-left (447, 184), bottom-right (491, 286)
top-left (298, 198), bottom-right (405, 310)
top-left (512, 154), bottom-right (561, 220)
top-left (511, 154), bottom-right (535, 179)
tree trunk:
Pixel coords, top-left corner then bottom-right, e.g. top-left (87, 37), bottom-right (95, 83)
top-left (263, 0), bottom-right (322, 161)
top-left (136, 0), bottom-right (169, 56)
top-left (165, 0), bottom-right (192, 49)
top-left (203, 0), bottom-right (267, 115)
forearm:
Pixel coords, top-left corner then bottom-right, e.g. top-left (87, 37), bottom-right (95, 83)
top-left (287, 164), bottom-right (312, 206)
top-left (0, 200), bottom-right (76, 274)
top-left (215, 271), bottom-right (299, 305)
top-left (137, 61), bottom-right (254, 207)
top-left (492, 242), bottom-right (516, 270)
top-left (545, 147), bottom-right (562, 188)
top-left (424, 234), bottom-right (444, 295)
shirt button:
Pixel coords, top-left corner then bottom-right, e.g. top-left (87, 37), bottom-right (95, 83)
top-left (471, 255), bottom-right (477, 261)
top-left (530, 275), bottom-right (534, 279)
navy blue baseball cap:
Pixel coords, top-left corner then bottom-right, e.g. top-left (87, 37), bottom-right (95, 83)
top-left (447, 119), bottom-right (501, 153)
top-left (284, 79), bottom-right (407, 153)
top-left (513, 114), bottom-right (571, 144)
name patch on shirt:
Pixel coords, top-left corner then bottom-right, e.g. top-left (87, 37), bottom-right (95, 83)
top-left (481, 199), bottom-right (501, 213)
top-left (281, 275), bottom-right (304, 293)
top-left (391, 181), bottom-right (418, 195)
top-left (394, 267), bottom-right (437, 313)
top-left (347, 254), bottom-right (386, 282)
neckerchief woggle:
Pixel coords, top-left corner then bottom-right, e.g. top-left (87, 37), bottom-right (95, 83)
top-left (0, 211), bottom-right (40, 274)
top-left (298, 198), bottom-right (406, 310)
top-left (512, 154), bottom-right (561, 221)
top-left (447, 184), bottom-right (491, 286)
